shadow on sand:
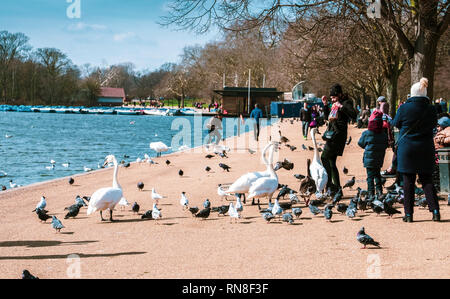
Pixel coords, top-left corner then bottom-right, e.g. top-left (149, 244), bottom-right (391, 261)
top-left (0, 240), bottom-right (98, 248)
top-left (0, 251), bottom-right (147, 260)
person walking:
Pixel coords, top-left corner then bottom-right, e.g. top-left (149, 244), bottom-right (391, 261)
top-left (358, 111), bottom-right (389, 198)
top-left (391, 77), bottom-right (441, 222)
top-left (321, 83), bottom-right (357, 197)
top-left (300, 102), bottom-right (312, 140)
top-left (249, 104), bottom-right (263, 141)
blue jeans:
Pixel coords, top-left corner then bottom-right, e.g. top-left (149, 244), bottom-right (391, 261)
top-left (302, 121), bottom-right (309, 138)
top-left (366, 167), bottom-right (382, 194)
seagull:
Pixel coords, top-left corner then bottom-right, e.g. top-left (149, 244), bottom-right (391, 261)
top-left (357, 227), bottom-right (380, 249)
top-left (137, 182), bottom-right (144, 191)
top-left (117, 197), bottom-right (130, 210)
top-left (203, 198), bottom-right (211, 209)
top-left (235, 195), bottom-right (243, 212)
top-left (180, 192), bottom-right (189, 209)
top-left (228, 202), bottom-right (241, 223)
top-left (45, 164), bottom-right (55, 170)
top-left (50, 160), bottom-right (56, 164)
top-left (0, 170), bottom-right (7, 178)
top-left (83, 166), bottom-right (92, 172)
top-left (62, 162), bottom-right (70, 168)
top-left (151, 188), bottom-right (163, 204)
top-left (152, 203), bottom-right (162, 222)
top-left (68, 177), bottom-right (74, 185)
top-left (132, 202), bottom-right (140, 214)
top-left (150, 141), bottom-right (169, 157)
top-left (51, 216), bottom-right (64, 233)
top-left (33, 196), bottom-right (47, 212)
top-left (5, 134), bottom-right (13, 138)
top-left (217, 184), bottom-right (229, 201)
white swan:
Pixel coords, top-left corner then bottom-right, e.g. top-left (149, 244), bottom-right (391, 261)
top-left (150, 142), bottom-right (169, 157)
top-left (87, 155), bottom-right (123, 221)
top-left (310, 128), bottom-right (328, 193)
top-left (227, 142), bottom-right (276, 196)
top-left (247, 143), bottom-right (279, 203)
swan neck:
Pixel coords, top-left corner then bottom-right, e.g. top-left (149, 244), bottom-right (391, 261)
top-left (268, 144), bottom-right (277, 179)
top-left (311, 129), bottom-right (319, 161)
top-left (112, 156), bottom-right (121, 189)
top-left (261, 143), bottom-right (271, 167)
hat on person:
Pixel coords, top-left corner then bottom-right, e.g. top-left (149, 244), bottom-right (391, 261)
top-left (438, 116), bottom-right (450, 128)
top-left (330, 84), bottom-right (343, 97)
top-left (410, 77), bottom-right (428, 97)
top-left (377, 96), bottom-right (386, 102)
top-left (368, 110), bottom-right (383, 133)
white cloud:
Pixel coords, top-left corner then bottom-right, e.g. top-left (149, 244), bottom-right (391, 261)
top-left (113, 32), bottom-right (138, 42)
top-left (67, 22), bottom-right (107, 32)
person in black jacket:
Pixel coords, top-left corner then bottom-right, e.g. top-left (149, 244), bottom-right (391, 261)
top-left (300, 102), bottom-right (312, 140)
top-left (391, 78), bottom-right (440, 222)
top-left (358, 110), bottom-right (388, 197)
top-left (321, 83), bottom-right (357, 195)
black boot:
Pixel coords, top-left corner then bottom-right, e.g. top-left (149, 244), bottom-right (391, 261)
top-left (403, 214), bottom-right (413, 223)
top-left (432, 210), bottom-right (441, 222)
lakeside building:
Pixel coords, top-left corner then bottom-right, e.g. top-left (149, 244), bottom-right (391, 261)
top-left (97, 87), bottom-right (126, 106)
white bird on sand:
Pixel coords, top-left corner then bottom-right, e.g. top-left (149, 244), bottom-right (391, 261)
top-left (235, 195), bottom-right (243, 212)
top-left (136, 157), bottom-right (142, 163)
top-left (227, 142), bottom-right (277, 202)
top-left (84, 166), bottom-right (92, 172)
top-left (271, 199), bottom-right (283, 217)
top-left (118, 197), bottom-right (130, 210)
top-left (87, 155), bottom-right (123, 221)
top-left (150, 141), bottom-right (169, 157)
top-left (310, 128), bottom-right (328, 194)
top-left (152, 203), bottom-right (162, 222)
top-left (228, 202), bottom-right (241, 223)
top-left (152, 188), bottom-right (163, 203)
top-left (62, 162), bottom-right (70, 168)
top-left (9, 180), bottom-right (19, 188)
top-left (247, 142), bottom-right (279, 204)
top-left (217, 184), bottom-right (229, 201)
top-left (180, 192), bottom-right (189, 209)
top-left (35, 196), bottom-right (47, 211)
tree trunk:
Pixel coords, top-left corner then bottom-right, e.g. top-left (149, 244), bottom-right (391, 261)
top-left (386, 73), bottom-right (399, 118)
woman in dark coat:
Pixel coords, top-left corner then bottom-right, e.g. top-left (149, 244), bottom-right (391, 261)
top-left (321, 83), bottom-right (357, 196)
top-left (391, 78), bottom-right (440, 222)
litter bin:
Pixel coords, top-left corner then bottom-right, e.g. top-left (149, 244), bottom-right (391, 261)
top-left (436, 148), bottom-right (450, 193)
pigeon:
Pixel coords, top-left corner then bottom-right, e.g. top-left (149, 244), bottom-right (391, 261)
top-left (301, 144), bottom-right (307, 150)
top-left (51, 216), bottom-right (64, 233)
top-left (205, 154), bottom-right (215, 159)
top-left (294, 174), bottom-right (306, 180)
top-left (308, 146), bottom-right (314, 151)
top-left (165, 160), bottom-right (171, 166)
top-left (288, 145), bottom-right (297, 151)
top-left (346, 204), bottom-right (357, 219)
top-left (357, 227), bottom-right (380, 249)
top-left (74, 196), bottom-right (87, 207)
top-left (132, 202), bottom-right (140, 214)
top-left (22, 270), bottom-right (38, 279)
top-left (68, 177), bottom-right (74, 185)
top-left (180, 192), bottom-right (189, 209)
top-left (309, 203), bottom-right (321, 215)
top-left (195, 207), bottom-right (211, 219)
top-left (219, 163), bottom-right (231, 172)
top-left (258, 202), bottom-right (274, 214)
top-left (218, 151), bottom-right (228, 158)
top-left (262, 212), bottom-right (275, 223)
top-left (343, 177), bottom-right (355, 189)
top-left (188, 206), bottom-right (199, 216)
top-left (137, 182), bottom-right (144, 191)
top-left (279, 202), bottom-right (292, 211)
top-left (64, 205), bottom-right (81, 219)
top-left (203, 199), bottom-right (211, 209)
top-left (346, 136), bottom-right (352, 145)
top-left (205, 166), bottom-right (211, 172)
top-left (282, 212), bottom-right (294, 224)
top-left (179, 169), bottom-right (184, 176)
top-left (415, 196), bottom-right (428, 208)
top-left (248, 149), bottom-right (256, 154)
top-left (323, 204), bottom-right (333, 221)
top-left (288, 192), bottom-right (300, 204)
top-left (383, 201), bottom-right (401, 218)
top-left (357, 197), bottom-right (368, 211)
top-left (371, 196), bottom-right (384, 215)
top-left (277, 185), bottom-right (297, 200)
top-left (280, 135), bottom-right (289, 143)
top-left (332, 189), bottom-right (343, 204)
top-left (141, 210), bottom-right (153, 220)
top-left (1, 185), bottom-right (6, 191)
top-left (215, 205), bottom-right (229, 216)
top-left (343, 167), bottom-right (348, 175)
top-left (337, 203), bottom-right (348, 214)
top-left (292, 207), bottom-right (302, 219)
top-left (36, 208), bottom-right (52, 222)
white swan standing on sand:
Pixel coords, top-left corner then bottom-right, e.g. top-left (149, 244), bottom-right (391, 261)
top-left (87, 155), bottom-right (123, 221)
top-left (150, 142), bottom-right (169, 157)
top-left (227, 142), bottom-right (277, 201)
top-left (247, 142), bottom-right (279, 204)
top-left (310, 128), bottom-right (328, 194)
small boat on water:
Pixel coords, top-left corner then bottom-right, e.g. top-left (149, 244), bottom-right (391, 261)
top-left (54, 108), bottom-right (71, 113)
top-left (117, 110), bottom-right (140, 115)
top-left (39, 108), bottom-right (56, 113)
top-left (98, 109), bottom-right (115, 115)
top-left (143, 108), bottom-right (170, 116)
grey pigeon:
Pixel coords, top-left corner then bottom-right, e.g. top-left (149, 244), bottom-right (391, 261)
top-left (195, 207), bottom-right (211, 219)
top-left (282, 212), bottom-right (294, 224)
top-left (332, 189), bottom-right (343, 204)
top-left (68, 177), bottom-right (74, 185)
top-left (219, 163), bottom-right (231, 172)
top-left (205, 166), bottom-right (211, 172)
top-left (346, 205), bottom-right (357, 219)
top-left (205, 154), bottom-right (214, 159)
top-left (343, 167), bottom-right (348, 175)
top-left (309, 204), bottom-right (321, 215)
top-left (323, 204), bottom-right (333, 221)
top-left (22, 270), bottom-right (38, 279)
top-left (346, 136), bottom-right (352, 145)
top-left (36, 208), bottom-right (51, 222)
top-left (415, 196), bottom-right (428, 208)
top-left (294, 174), bottom-right (306, 180)
top-left (292, 207), bottom-right (302, 219)
top-left (141, 210), bottom-right (153, 219)
top-left (64, 205), bottom-right (80, 219)
top-left (51, 216), bottom-right (64, 233)
top-left (343, 177), bottom-right (355, 189)
top-left (383, 201), bottom-right (401, 218)
top-left (179, 169), bottom-right (184, 176)
top-left (75, 195), bottom-right (87, 207)
top-left (337, 203), bottom-right (348, 214)
top-left (262, 212), bottom-right (275, 223)
top-left (371, 196), bottom-right (384, 215)
top-left (302, 144), bottom-right (307, 150)
top-left (188, 206), bottom-right (199, 216)
top-left (357, 227), bottom-right (380, 249)
top-left (132, 202), bottom-right (140, 214)
top-left (137, 182), bottom-right (144, 191)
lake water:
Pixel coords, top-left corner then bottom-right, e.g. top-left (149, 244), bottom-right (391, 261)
top-left (0, 112), bottom-right (274, 188)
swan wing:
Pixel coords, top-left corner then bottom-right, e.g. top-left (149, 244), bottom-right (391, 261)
top-left (87, 187), bottom-right (123, 215)
top-left (248, 177), bottom-right (278, 199)
top-left (228, 171), bottom-right (267, 193)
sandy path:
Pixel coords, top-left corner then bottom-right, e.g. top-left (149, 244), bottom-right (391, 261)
top-left (0, 119), bottom-right (448, 279)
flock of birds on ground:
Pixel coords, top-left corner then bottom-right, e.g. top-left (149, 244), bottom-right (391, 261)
top-left (8, 120), bottom-right (439, 279)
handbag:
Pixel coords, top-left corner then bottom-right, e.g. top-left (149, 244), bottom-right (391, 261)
top-left (322, 123), bottom-right (337, 141)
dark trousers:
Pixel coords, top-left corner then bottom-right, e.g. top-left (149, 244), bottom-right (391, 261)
top-left (366, 167), bottom-right (382, 194)
top-left (302, 121), bottom-right (309, 137)
top-left (403, 172), bottom-right (440, 215)
top-left (321, 152), bottom-right (340, 191)
top-left (254, 122), bottom-right (260, 141)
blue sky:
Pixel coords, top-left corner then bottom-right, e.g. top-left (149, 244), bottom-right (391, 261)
top-left (0, 0), bottom-right (220, 71)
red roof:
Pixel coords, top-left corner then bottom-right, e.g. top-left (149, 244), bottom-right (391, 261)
top-left (99, 87), bottom-right (125, 99)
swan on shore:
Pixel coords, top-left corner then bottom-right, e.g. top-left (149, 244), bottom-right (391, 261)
top-left (87, 155), bottom-right (123, 221)
top-left (310, 128), bottom-right (328, 194)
